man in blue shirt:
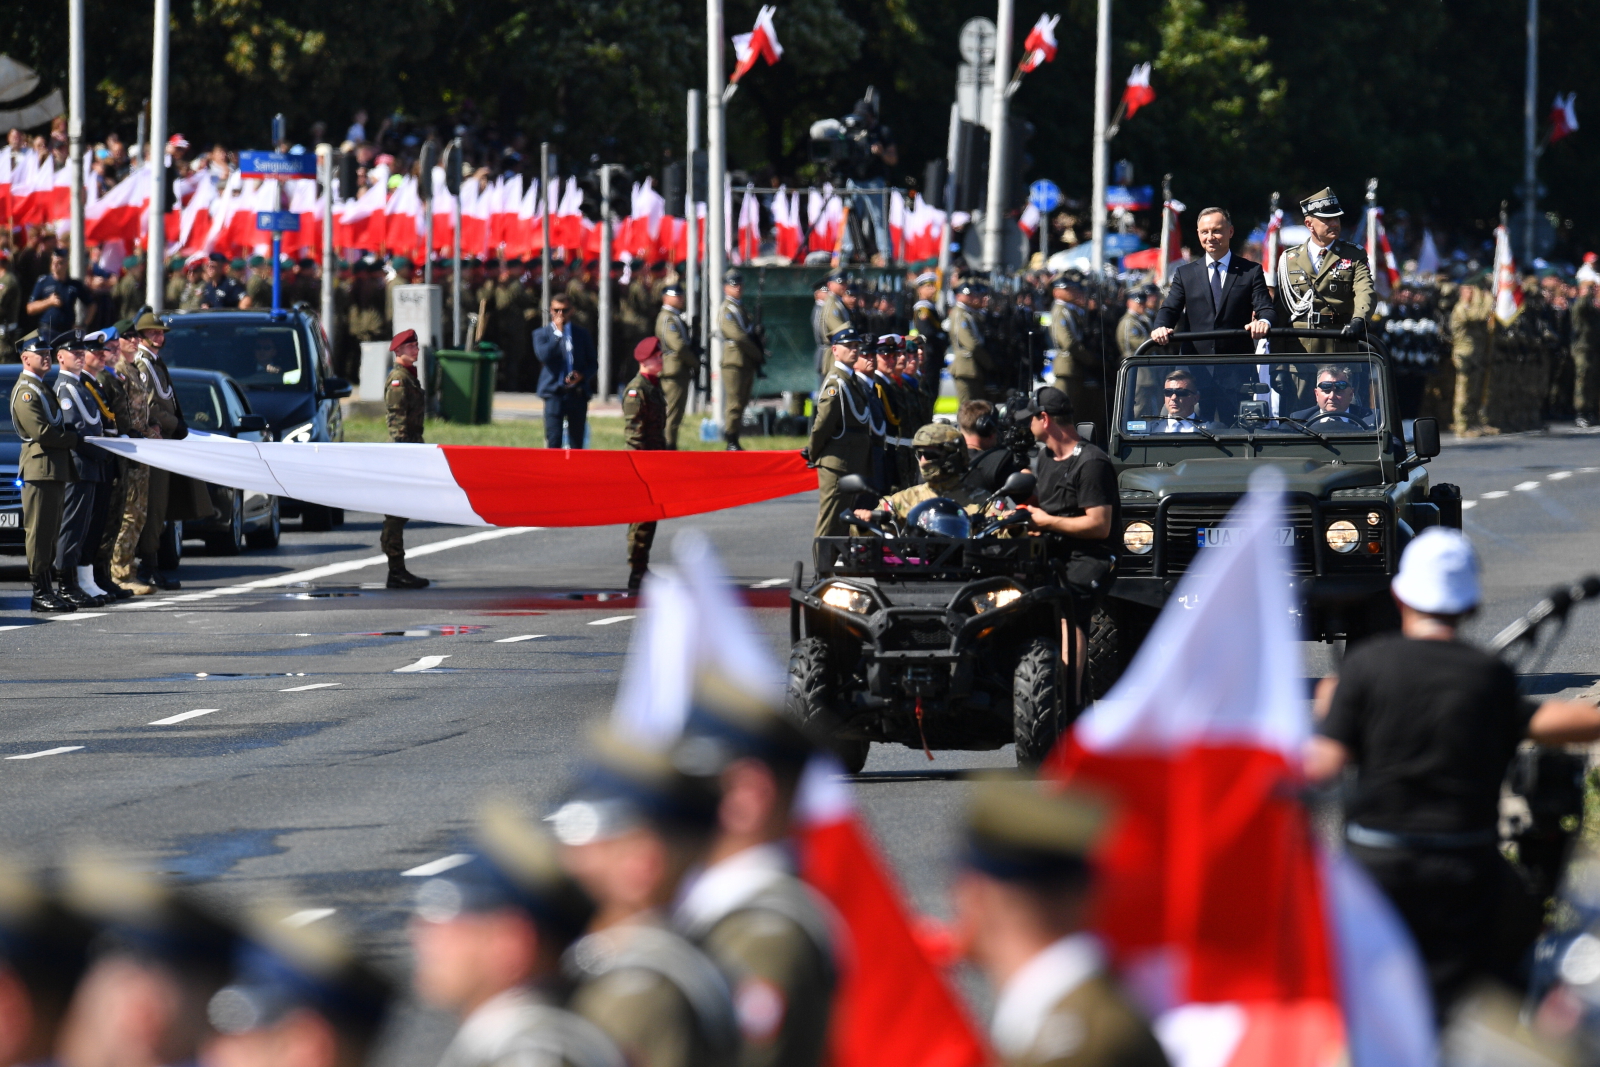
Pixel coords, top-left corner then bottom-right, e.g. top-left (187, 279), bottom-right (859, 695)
top-left (26, 249), bottom-right (85, 338)
top-left (531, 294), bottom-right (598, 448)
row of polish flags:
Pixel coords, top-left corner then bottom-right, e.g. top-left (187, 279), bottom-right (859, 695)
top-left (0, 149), bottom-right (96, 226)
top-left (738, 185), bottom-right (948, 264)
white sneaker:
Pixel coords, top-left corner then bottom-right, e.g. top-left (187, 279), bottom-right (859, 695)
top-left (77, 565), bottom-right (108, 599)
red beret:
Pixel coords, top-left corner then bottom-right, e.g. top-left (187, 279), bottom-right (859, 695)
top-left (390, 329), bottom-right (418, 351)
top-left (633, 337), bottom-right (661, 362)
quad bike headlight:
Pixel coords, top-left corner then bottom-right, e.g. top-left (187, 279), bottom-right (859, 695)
top-left (820, 584), bottom-right (873, 614)
top-left (1325, 520), bottom-right (1360, 553)
top-left (971, 586), bottom-right (1024, 615)
top-left (1122, 520), bottom-right (1155, 554)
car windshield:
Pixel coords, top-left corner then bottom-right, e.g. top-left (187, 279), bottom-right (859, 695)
top-left (162, 322), bottom-right (308, 391)
top-left (1120, 357), bottom-right (1385, 437)
top-left (174, 380), bottom-right (225, 431)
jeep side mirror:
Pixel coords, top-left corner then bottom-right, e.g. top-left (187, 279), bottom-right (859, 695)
top-left (1412, 417), bottom-right (1440, 460)
top-left (837, 474), bottom-right (871, 495)
top-left (323, 376), bottom-right (353, 399)
top-left (235, 414), bottom-right (267, 433)
top-left (998, 471), bottom-right (1036, 500)
top-left (1075, 422), bottom-right (1100, 446)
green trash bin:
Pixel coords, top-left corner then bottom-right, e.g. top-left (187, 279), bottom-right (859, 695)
top-left (435, 344), bottom-right (501, 424)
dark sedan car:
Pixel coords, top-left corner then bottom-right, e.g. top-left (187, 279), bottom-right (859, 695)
top-left (170, 367), bottom-right (281, 554)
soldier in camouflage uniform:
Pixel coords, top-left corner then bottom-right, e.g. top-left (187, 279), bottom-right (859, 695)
top-left (109, 327), bottom-right (155, 594)
top-left (381, 330), bottom-right (430, 590)
top-left (1486, 279), bottom-right (1554, 433)
top-left (854, 423), bottom-right (993, 524)
top-left (347, 260), bottom-right (390, 377)
top-left (1574, 280), bottom-right (1598, 427)
top-left (1450, 278), bottom-right (1494, 436)
top-left (485, 259), bottom-right (536, 391)
top-left (622, 338), bottom-right (667, 594)
top-left (244, 256), bottom-right (273, 309)
top-left (656, 286), bottom-right (696, 449)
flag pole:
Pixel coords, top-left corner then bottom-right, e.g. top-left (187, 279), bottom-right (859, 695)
top-left (1157, 172), bottom-right (1172, 285)
top-left (937, 102), bottom-right (957, 308)
top-left (540, 142), bottom-right (552, 334)
top-left (319, 145), bottom-right (334, 336)
top-left (706, 0), bottom-right (727, 432)
top-left (598, 164), bottom-right (614, 402)
top-left (1522, 0), bottom-right (1539, 265)
top-left (68, 0), bottom-right (86, 281)
top-left (685, 90), bottom-right (700, 341)
top-left (1089, 0), bottom-right (1111, 277)
top-left (145, 0), bottom-right (169, 311)
top-left (980, 0), bottom-right (1013, 274)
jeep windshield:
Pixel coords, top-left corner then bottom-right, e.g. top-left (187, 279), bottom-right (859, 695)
top-left (1120, 356), bottom-right (1385, 438)
top-left (162, 322), bottom-right (309, 391)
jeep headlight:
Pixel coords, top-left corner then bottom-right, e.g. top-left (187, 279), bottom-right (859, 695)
top-left (971, 586), bottom-right (1024, 614)
top-left (1122, 520), bottom-right (1155, 555)
top-left (1324, 520), bottom-right (1360, 553)
top-left (820, 584), bottom-right (873, 614)
top-left (284, 421), bottom-right (315, 443)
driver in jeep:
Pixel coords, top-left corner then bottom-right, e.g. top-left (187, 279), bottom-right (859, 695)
top-left (1290, 364), bottom-right (1375, 429)
top-left (853, 422), bottom-right (990, 522)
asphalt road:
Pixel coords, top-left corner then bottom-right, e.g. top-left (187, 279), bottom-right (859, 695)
top-left (0, 426), bottom-right (1596, 1056)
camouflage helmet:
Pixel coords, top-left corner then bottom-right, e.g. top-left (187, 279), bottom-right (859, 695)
top-left (911, 422), bottom-right (969, 478)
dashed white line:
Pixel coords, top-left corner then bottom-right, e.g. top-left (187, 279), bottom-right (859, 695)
top-left (494, 634), bottom-right (547, 643)
top-left (1548, 471), bottom-right (1574, 480)
top-left (1580, 467), bottom-right (1600, 474)
top-left (1480, 490), bottom-right (1509, 499)
top-left (589, 616), bottom-right (636, 626)
top-left (1513, 481), bottom-right (1542, 491)
top-left (0, 625), bottom-right (26, 632)
top-left (401, 853), bottom-right (473, 877)
top-left (280, 682), bottom-right (342, 692)
top-left (48, 612), bottom-right (107, 621)
top-left (395, 655), bottom-right (451, 673)
top-left (148, 708), bottom-right (220, 726)
top-left (1461, 500), bottom-right (1478, 510)
top-left (6, 746), bottom-right (84, 760)
top-left (282, 908), bottom-right (336, 927)
top-left (749, 578), bottom-right (790, 588)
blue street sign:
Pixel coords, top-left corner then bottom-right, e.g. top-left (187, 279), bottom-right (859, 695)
top-left (1028, 179), bottom-right (1062, 213)
top-left (239, 150), bottom-right (317, 178)
top-left (1106, 185), bottom-right (1155, 210)
top-left (256, 211), bottom-right (300, 232)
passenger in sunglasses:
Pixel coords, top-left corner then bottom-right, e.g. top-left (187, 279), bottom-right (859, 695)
top-left (1288, 364), bottom-right (1375, 429)
top-left (1153, 369), bottom-right (1206, 433)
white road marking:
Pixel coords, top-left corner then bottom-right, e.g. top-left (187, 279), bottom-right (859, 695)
top-left (1461, 500), bottom-right (1478, 510)
top-left (1480, 490), bottom-right (1509, 499)
top-left (114, 526), bottom-right (542, 608)
top-left (401, 853), bottom-right (473, 877)
top-left (6, 746), bottom-right (84, 760)
top-left (1548, 471), bottom-right (1574, 480)
top-left (282, 908), bottom-right (336, 927)
top-left (1513, 481), bottom-right (1542, 491)
top-left (1580, 467), bottom-right (1600, 473)
top-left (0, 625), bottom-right (27, 632)
top-left (395, 655), bottom-right (450, 673)
top-left (749, 578), bottom-right (790, 588)
top-left (48, 612), bottom-right (107, 621)
top-left (148, 708), bottom-right (220, 726)
top-left (589, 616), bottom-right (635, 626)
top-left (494, 634), bottom-right (547, 643)
top-left (280, 682), bottom-right (341, 692)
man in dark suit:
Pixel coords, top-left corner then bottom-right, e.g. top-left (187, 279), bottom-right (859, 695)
top-left (532, 294), bottom-right (598, 448)
top-left (1288, 363), bottom-right (1376, 430)
top-left (1151, 207), bottom-right (1274, 354)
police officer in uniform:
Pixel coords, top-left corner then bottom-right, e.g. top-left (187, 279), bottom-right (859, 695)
top-left (953, 778), bottom-right (1169, 1067)
top-left (674, 672), bottom-right (836, 1067)
top-left (948, 282), bottom-right (993, 405)
top-left (719, 271), bottom-right (764, 451)
top-left (805, 328), bottom-right (878, 540)
top-left (52, 332), bottom-right (109, 607)
top-left (410, 804), bottom-right (625, 1067)
top-left (623, 337), bottom-right (667, 594)
top-left (383, 329), bottom-right (430, 590)
top-left (1273, 189), bottom-right (1375, 354)
top-left (551, 730), bottom-right (740, 1067)
top-left (656, 285), bottom-right (697, 449)
top-left (10, 334), bottom-right (80, 613)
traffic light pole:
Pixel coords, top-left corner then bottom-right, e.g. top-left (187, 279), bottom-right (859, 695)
top-left (706, 0), bottom-right (726, 429)
top-left (145, 0), bottom-right (169, 311)
top-left (980, 0), bottom-right (1012, 273)
top-left (598, 165), bottom-right (614, 402)
top-left (1089, 0), bottom-right (1111, 276)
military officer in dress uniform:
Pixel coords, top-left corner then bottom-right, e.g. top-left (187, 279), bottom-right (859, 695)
top-left (656, 285), bottom-right (697, 449)
top-left (872, 334), bottom-right (913, 489)
top-left (383, 329), bottom-right (430, 590)
top-left (948, 282), bottom-right (994, 405)
top-left (953, 778), bottom-right (1169, 1067)
top-left (817, 273), bottom-right (853, 340)
top-left (129, 310), bottom-right (189, 592)
top-left (623, 338), bottom-right (667, 594)
top-left (719, 271), bottom-right (764, 451)
top-left (673, 672), bottom-right (836, 1067)
top-left (52, 332), bottom-right (109, 608)
top-left (1273, 189), bottom-right (1375, 354)
top-left (551, 730), bottom-right (740, 1067)
top-left (805, 328), bottom-right (879, 540)
top-left (80, 329), bottom-right (131, 601)
top-left (409, 804), bottom-right (625, 1067)
top-left (10, 334), bottom-right (80, 613)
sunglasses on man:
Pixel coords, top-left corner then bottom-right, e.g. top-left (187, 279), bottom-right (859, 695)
top-left (1316, 380), bottom-right (1353, 393)
top-left (1163, 387), bottom-right (1195, 399)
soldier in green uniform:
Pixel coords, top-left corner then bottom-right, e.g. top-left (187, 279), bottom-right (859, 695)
top-left (1273, 189), bottom-right (1376, 354)
top-left (243, 255), bottom-right (272, 309)
top-left (552, 730), bottom-right (739, 1067)
top-left (1573, 280), bottom-right (1598, 427)
top-left (817, 272), bottom-right (853, 340)
top-left (674, 671), bottom-right (836, 1067)
top-left (656, 285), bottom-right (697, 449)
top-left (1115, 286), bottom-right (1153, 362)
top-left (162, 255), bottom-right (185, 309)
top-left (948, 282), bottom-right (994, 405)
top-left (1048, 277), bottom-right (1101, 419)
top-left (10, 334), bottom-right (80, 612)
top-left (806, 328), bottom-right (877, 540)
top-left (623, 338), bottom-right (667, 594)
top-left (953, 778), bottom-right (1170, 1067)
top-left (347, 259), bottom-right (389, 377)
top-left (719, 270), bottom-right (764, 451)
top-left (130, 311), bottom-right (195, 592)
top-left (109, 324), bottom-right (155, 595)
top-left (853, 423), bottom-right (991, 524)
top-left (907, 271), bottom-right (947, 404)
top-left (1450, 276), bottom-right (1495, 436)
top-left (112, 253), bottom-right (146, 321)
top-left (0, 248), bottom-right (20, 363)
top-left (382, 329), bottom-right (430, 590)
top-left (487, 258), bottom-right (536, 391)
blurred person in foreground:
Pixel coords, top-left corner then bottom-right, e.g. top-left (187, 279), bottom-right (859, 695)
top-left (0, 863), bottom-right (95, 1067)
top-left (1307, 528), bottom-right (1600, 1019)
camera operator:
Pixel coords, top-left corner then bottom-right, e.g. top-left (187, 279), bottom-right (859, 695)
top-left (1013, 387), bottom-right (1119, 703)
top-left (959, 399), bottom-right (1029, 494)
top-left (1306, 528), bottom-right (1600, 1022)
top-left (838, 95), bottom-right (897, 261)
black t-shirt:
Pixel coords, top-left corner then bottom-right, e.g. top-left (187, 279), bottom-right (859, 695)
top-left (1319, 635), bottom-right (1536, 835)
top-left (964, 445), bottom-right (1029, 495)
top-left (1034, 440), bottom-right (1119, 558)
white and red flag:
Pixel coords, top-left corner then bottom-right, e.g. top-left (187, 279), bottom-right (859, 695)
top-left (1017, 201), bottom-right (1040, 239)
top-left (730, 6), bottom-right (783, 86)
top-left (736, 185), bottom-right (761, 264)
top-left (1493, 222), bottom-right (1523, 326)
top-left (1048, 468), bottom-right (1435, 1067)
top-left (1263, 203), bottom-right (1284, 283)
top-left (1551, 92), bottom-right (1579, 142)
top-left (771, 186), bottom-right (802, 261)
top-left (1019, 14), bottom-right (1060, 73)
top-left (1123, 62), bottom-right (1156, 118)
top-left (85, 166), bottom-right (152, 248)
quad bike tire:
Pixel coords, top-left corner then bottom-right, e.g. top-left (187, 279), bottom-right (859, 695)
top-left (786, 637), bottom-right (870, 774)
top-left (1014, 637), bottom-right (1073, 768)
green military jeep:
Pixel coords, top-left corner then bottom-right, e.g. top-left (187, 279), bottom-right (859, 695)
top-left (1094, 328), bottom-right (1461, 686)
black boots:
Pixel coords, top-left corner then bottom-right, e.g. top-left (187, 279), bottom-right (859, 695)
top-left (138, 562), bottom-right (180, 591)
top-left (724, 433), bottom-right (744, 452)
top-left (627, 567), bottom-right (649, 595)
top-left (93, 562), bottom-right (134, 600)
top-left (386, 567), bottom-right (429, 589)
top-left (31, 572), bottom-right (76, 613)
top-left (55, 569), bottom-right (105, 609)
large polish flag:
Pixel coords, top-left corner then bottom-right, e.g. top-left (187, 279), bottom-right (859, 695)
top-left (611, 530), bottom-right (989, 1067)
top-left (85, 166), bottom-right (152, 247)
top-left (1047, 468), bottom-right (1435, 1067)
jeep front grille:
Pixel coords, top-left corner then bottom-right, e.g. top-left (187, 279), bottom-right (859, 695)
top-left (1163, 501), bottom-right (1315, 576)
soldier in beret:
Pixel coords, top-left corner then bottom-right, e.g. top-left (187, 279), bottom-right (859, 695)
top-left (1273, 189), bottom-right (1375, 354)
top-left (10, 333), bottom-right (80, 612)
top-left (383, 329), bottom-right (430, 590)
top-left (953, 778), bottom-right (1168, 1067)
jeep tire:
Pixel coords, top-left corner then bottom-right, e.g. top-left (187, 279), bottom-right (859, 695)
top-left (786, 637), bottom-right (870, 774)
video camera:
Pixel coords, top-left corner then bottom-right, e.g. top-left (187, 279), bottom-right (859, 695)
top-left (809, 89), bottom-right (883, 182)
top-left (992, 390), bottom-right (1039, 467)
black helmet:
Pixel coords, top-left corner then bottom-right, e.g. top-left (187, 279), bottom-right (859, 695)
top-left (906, 497), bottom-right (972, 539)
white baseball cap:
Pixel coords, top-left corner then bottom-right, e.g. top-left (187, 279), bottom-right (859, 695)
top-left (1391, 527), bottom-right (1481, 614)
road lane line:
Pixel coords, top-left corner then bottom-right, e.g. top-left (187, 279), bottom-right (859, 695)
top-left (395, 655), bottom-right (450, 673)
top-left (280, 682), bottom-right (342, 691)
top-left (149, 708), bottom-right (220, 726)
top-left (6, 747), bottom-right (84, 760)
top-left (589, 616), bottom-right (635, 626)
top-left (1548, 471), bottom-right (1574, 480)
top-left (282, 908), bottom-right (335, 927)
top-left (1513, 481), bottom-right (1542, 491)
top-left (494, 634), bottom-right (547, 643)
top-left (0, 625), bottom-right (27, 632)
top-left (1480, 491), bottom-right (1508, 499)
top-left (401, 854), bottom-right (473, 877)
top-left (749, 578), bottom-right (789, 588)
top-left (48, 612), bottom-right (107, 621)
top-left (1461, 500), bottom-right (1478, 510)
